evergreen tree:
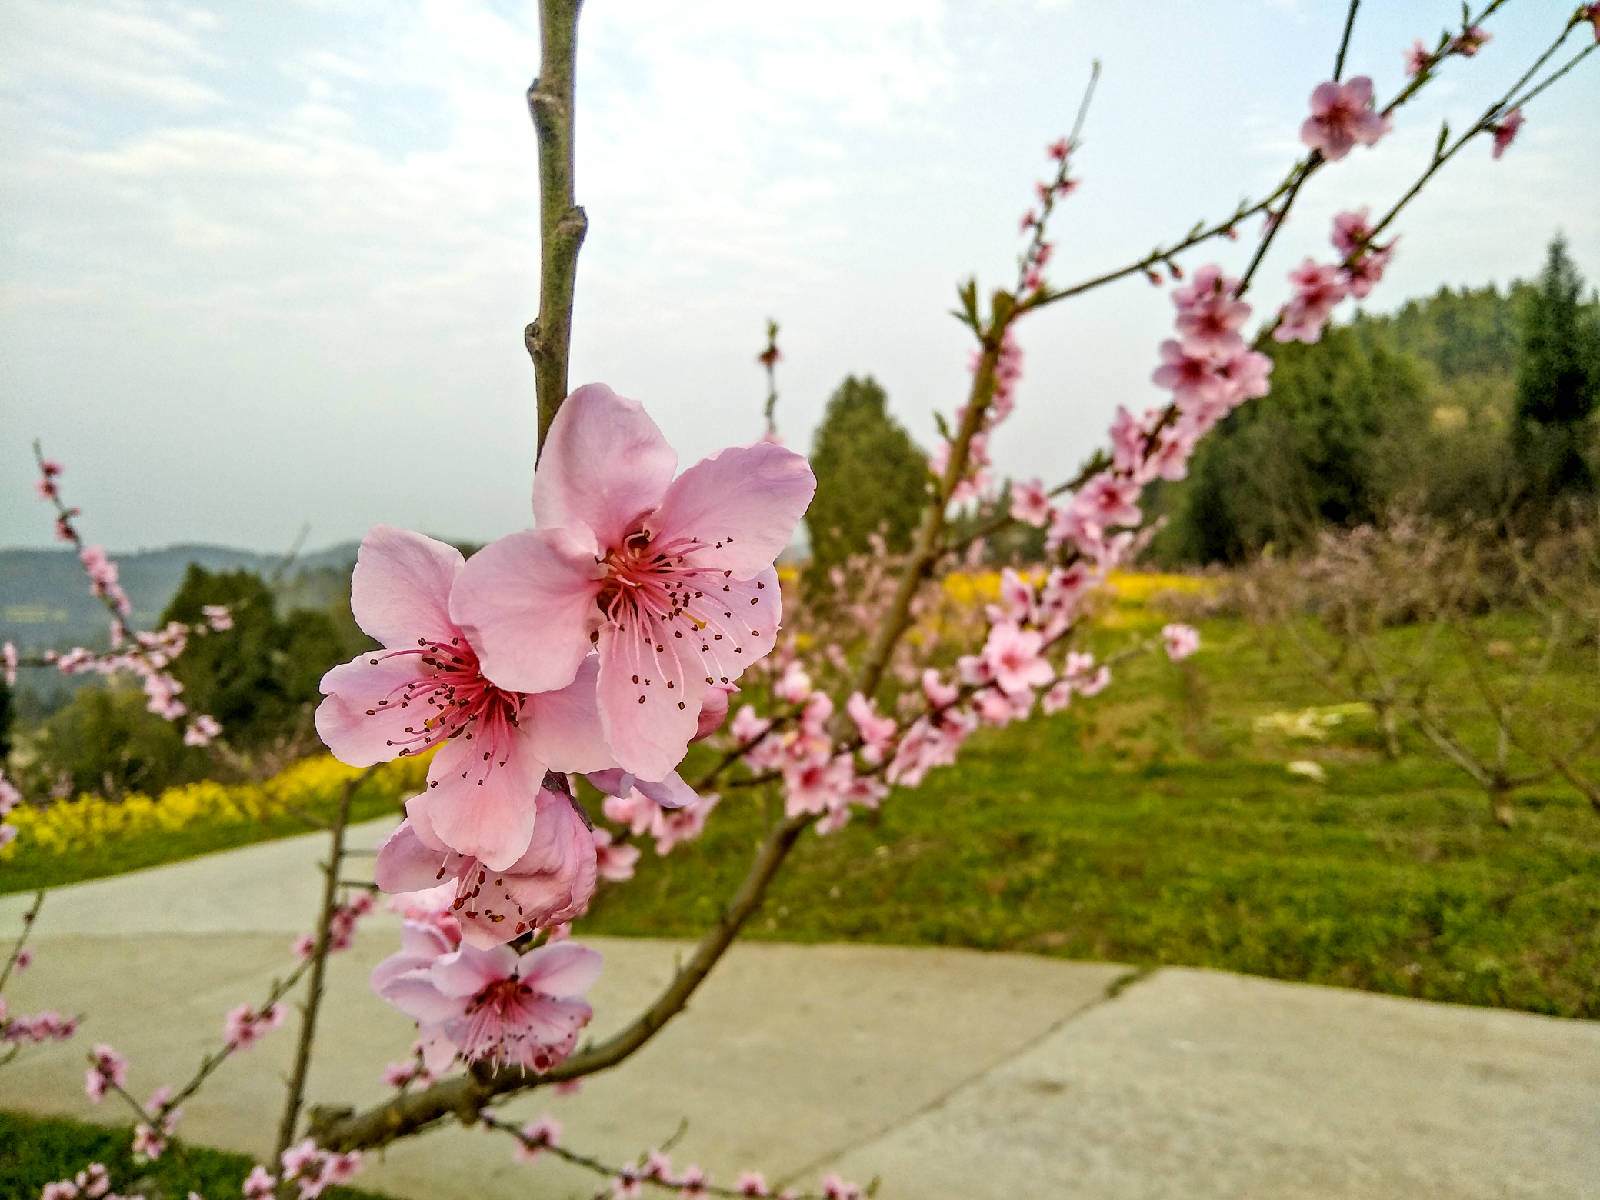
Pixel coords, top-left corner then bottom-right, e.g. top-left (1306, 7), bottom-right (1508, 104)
top-left (1154, 326), bottom-right (1429, 564)
top-left (161, 565), bottom-right (356, 750)
top-left (1513, 235), bottom-right (1600, 502)
top-left (805, 376), bottom-right (928, 582)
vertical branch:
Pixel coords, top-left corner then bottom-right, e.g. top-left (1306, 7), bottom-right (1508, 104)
top-left (0, 891), bottom-right (45, 995)
top-left (274, 769), bottom-right (366, 1168)
top-left (524, 0), bottom-right (587, 456)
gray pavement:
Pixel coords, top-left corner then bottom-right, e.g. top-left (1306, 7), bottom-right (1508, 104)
top-left (2, 824), bottom-right (1598, 1199)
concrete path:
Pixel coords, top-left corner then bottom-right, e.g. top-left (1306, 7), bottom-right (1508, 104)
top-left (2, 825), bottom-right (1597, 1199)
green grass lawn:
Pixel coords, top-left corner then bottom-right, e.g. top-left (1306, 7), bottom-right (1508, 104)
top-left (582, 615), bottom-right (1600, 1018)
top-left (5, 613), bottom-right (1597, 1018)
top-left (0, 1110), bottom-right (394, 1200)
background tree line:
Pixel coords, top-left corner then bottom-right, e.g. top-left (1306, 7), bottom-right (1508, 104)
top-left (1149, 235), bottom-right (1600, 565)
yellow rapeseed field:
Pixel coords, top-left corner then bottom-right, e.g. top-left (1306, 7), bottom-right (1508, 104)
top-left (0, 754), bottom-right (426, 861)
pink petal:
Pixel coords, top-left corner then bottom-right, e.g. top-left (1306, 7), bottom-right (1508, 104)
top-left (418, 1029), bottom-right (457, 1075)
top-left (351, 526), bottom-right (463, 648)
top-left (314, 654), bottom-right (429, 767)
top-left (532, 384), bottom-right (678, 548)
top-left (452, 527), bottom-right (603, 695)
top-left (432, 943), bottom-right (517, 998)
top-left (509, 994), bottom-right (593, 1047)
top-left (374, 819), bottom-right (455, 893)
top-left (518, 942), bottom-right (603, 996)
top-left (647, 443), bottom-right (816, 578)
top-left (596, 619), bottom-right (702, 781)
top-left (377, 971), bottom-right (465, 1023)
top-left (526, 655), bottom-right (618, 773)
top-left (415, 731), bottom-right (545, 871)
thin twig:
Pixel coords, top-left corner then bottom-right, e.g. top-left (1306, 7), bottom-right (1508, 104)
top-left (275, 765), bottom-right (373, 1166)
top-left (0, 891), bottom-right (45, 995)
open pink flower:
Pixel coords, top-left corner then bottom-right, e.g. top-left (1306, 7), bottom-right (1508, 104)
top-left (453, 385), bottom-right (815, 781)
top-left (375, 779), bottom-right (598, 946)
top-left (376, 939), bottom-right (601, 1074)
top-left (1300, 76), bottom-right (1390, 162)
top-left (316, 526), bottom-right (615, 869)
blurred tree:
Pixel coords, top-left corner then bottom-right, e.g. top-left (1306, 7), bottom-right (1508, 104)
top-left (1154, 327), bottom-right (1429, 564)
top-left (28, 684), bottom-right (201, 799)
top-left (1513, 235), bottom-right (1600, 505)
top-left (805, 375), bottom-right (928, 584)
top-left (161, 565), bottom-right (358, 753)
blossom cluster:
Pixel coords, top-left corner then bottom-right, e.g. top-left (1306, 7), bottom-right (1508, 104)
top-left (322, 385), bottom-right (814, 1070)
top-left (15, 457), bottom-right (230, 746)
top-left (245, 1141), bottom-right (363, 1200)
top-left (1, 996), bottom-right (76, 1047)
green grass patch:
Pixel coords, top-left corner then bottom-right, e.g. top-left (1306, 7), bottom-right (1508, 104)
top-left (0, 1110), bottom-right (395, 1200)
top-left (584, 616), bottom-right (1600, 1018)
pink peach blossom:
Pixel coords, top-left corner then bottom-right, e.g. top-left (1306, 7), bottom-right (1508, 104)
top-left (1490, 108), bottom-right (1523, 159)
top-left (453, 385), bottom-right (814, 783)
top-left (375, 779), bottom-right (597, 946)
top-left (1299, 76), bottom-right (1390, 162)
top-left (376, 938), bottom-right (600, 1074)
top-left (316, 526), bottom-right (615, 870)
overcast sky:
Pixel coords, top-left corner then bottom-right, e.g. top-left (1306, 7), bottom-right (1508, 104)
top-left (2, 0), bottom-right (1596, 554)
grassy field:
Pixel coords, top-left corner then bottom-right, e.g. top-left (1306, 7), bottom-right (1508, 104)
top-left (583, 613), bottom-right (1600, 1018)
top-left (4, 608), bottom-right (1597, 1018)
top-left (0, 1110), bottom-right (392, 1200)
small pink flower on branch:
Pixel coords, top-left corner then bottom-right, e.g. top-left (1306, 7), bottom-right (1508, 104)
top-left (1489, 108), bottom-right (1524, 159)
top-left (1299, 76), bottom-right (1390, 162)
top-left (1450, 25), bottom-right (1491, 56)
top-left (224, 1001), bottom-right (286, 1050)
top-left (184, 714), bottom-right (222, 747)
top-left (513, 1114), bottom-right (563, 1162)
top-left (1275, 258), bottom-right (1349, 344)
top-left (1009, 478), bottom-right (1052, 527)
top-left (84, 1043), bottom-right (127, 1103)
top-left (1405, 39), bottom-right (1434, 77)
top-left (375, 938), bottom-right (601, 1074)
top-left (1162, 623), bottom-right (1201, 660)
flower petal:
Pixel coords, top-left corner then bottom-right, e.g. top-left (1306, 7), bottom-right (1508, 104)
top-left (374, 818), bottom-right (457, 894)
top-left (351, 526), bottom-right (464, 648)
top-left (649, 443), bottom-right (815, 578)
top-left (376, 970), bottom-right (464, 1024)
top-left (415, 730), bottom-right (545, 871)
top-left (596, 619), bottom-right (703, 782)
top-left (452, 527), bottom-right (603, 695)
top-left (533, 384), bottom-right (678, 547)
top-left (315, 653), bottom-right (431, 767)
top-left (518, 941), bottom-right (603, 997)
top-left (526, 655), bottom-right (617, 772)
top-left (433, 943), bottom-right (518, 998)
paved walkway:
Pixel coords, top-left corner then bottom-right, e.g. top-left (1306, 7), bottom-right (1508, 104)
top-left (2, 825), bottom-right (1597, 1199)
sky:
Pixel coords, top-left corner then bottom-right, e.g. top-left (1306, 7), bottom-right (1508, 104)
top-left (1, 0), bottom-right (1596, 555)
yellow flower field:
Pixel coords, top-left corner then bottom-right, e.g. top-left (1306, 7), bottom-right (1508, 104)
top-left (0, 754), bottom-right (426, 862)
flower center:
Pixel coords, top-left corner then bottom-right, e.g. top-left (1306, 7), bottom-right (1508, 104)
top-left (367, 636), bottom-right (524, 763)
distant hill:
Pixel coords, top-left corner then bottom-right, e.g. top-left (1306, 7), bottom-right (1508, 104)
top-left (0, 541), bottom-right (362, 652)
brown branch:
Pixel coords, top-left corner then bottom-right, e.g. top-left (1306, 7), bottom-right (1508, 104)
top-left (275, 766), bottom-right (372, 1167)
top-left (524, 0), bottom-right (587, 455)
top-left (0, 891), bottom-right (45, 995)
